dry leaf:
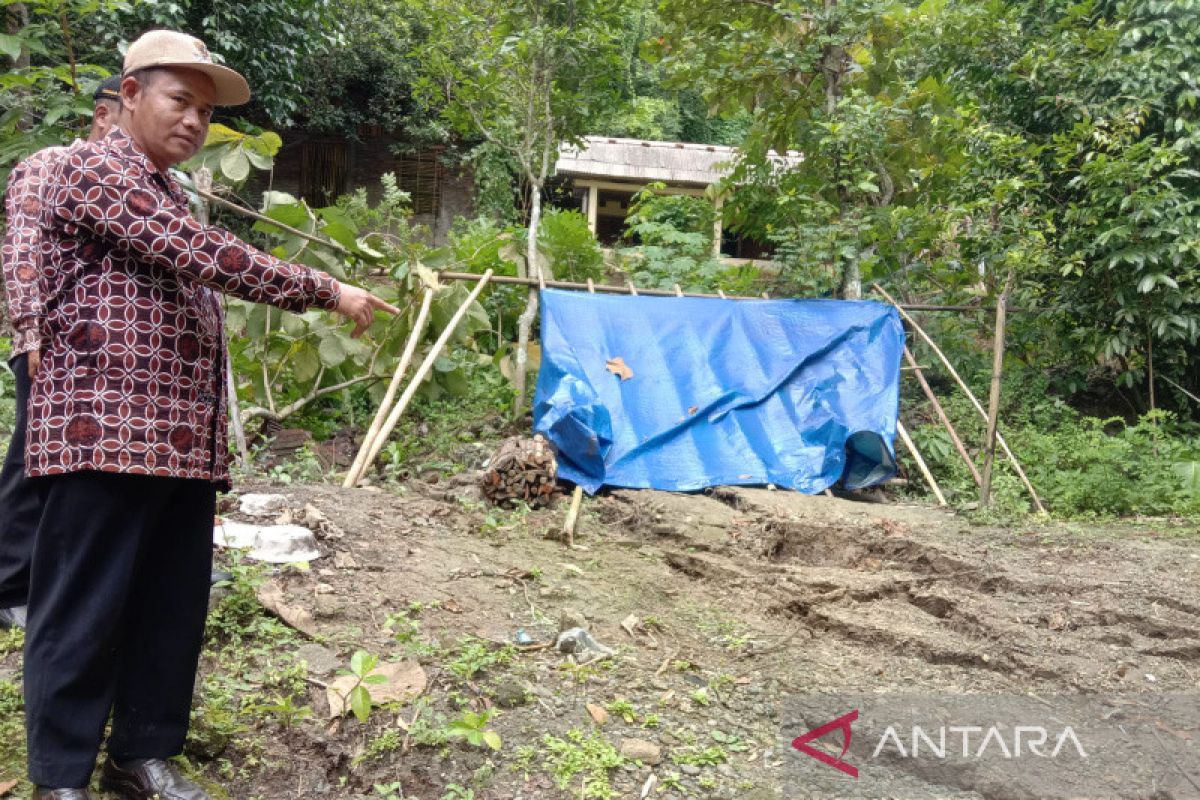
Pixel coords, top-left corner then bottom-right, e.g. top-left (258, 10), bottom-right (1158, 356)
top-left (586, 702), bottom-right (609, 726)
top-left (605, 356), bottom-right (634, 381)
top-left (256, 579), bottom-right (319, 637)
top-left (620, 613), bottom-right (640, 638)
top-left (443, 598), bottom-right (465, 614)
top-left (687, 406), bottom-right (699, 416)
top-left (0, 779), bottom-right (18, 797)
top-left (326, 660), bottom-right (428, 718)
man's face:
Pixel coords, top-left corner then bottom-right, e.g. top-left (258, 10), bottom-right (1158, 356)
top-left (88, 99), bottom-right (119, 142)
top-left (121, 68), bottom-right (215, 170)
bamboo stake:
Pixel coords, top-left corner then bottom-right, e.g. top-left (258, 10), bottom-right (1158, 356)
top-left (343, 288), bottom-right (434, 488)
top-left (348, 270), bottom-right (495, 485)
top-left (197, 188), bottom-right (351, 256)
top-left (562, 485), bottom-right (584, 547)
top-left (436, 271), bottom-right (1007, 311)
top-left (1162, 376), bottom-right (1200, 407)
top-left (194, 168), bottom-right (250, 472)
top-left (903, 346), bottom-right (981, 487)
top-left (979, 275), bottom-right (1013, 507)
top-left (873, 284), bottom-right (1047, 514)
top-left (896, 420), bottom-right (947, 506)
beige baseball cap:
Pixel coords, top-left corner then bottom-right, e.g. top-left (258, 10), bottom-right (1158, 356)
top-left (123, 29), bottom-right (251, 106)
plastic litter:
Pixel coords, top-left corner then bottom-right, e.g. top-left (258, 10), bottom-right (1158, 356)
top-left (556, 626), bottom-right (615, 662)
top-left (238, 493), bottom-right (290, 517)
top-left (214, 520), bottom-right (321, 563)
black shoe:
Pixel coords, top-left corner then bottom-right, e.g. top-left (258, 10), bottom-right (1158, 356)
top-left (99, 758), bottom-right (210, 800)
top-left (209, 569), bottom-right (233, 586)
top-left (31, 789), bottom-right (96, 799)
top-left (0, 605), bottom-right (27, 629)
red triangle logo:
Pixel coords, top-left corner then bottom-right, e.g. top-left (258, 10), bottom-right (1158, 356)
top-left (791, 709), bottom-right (859, 778)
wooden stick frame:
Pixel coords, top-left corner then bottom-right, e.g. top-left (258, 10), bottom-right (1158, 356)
top-left (346, 270), bottom-right (495, 487)
top-left (873, 284), bottom-right (1047, 513)
top-left (903, 346), bottom-right (982, 487)
top-left (343, 288), bottom-right (435, 488)
top-left (896, 420), bottom-right (947, 506)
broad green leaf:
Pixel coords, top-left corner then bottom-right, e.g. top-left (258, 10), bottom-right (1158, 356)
top-left (1175, 462), bottom-right (1200, 497)
top-left (482, 730), bottom-right (502, 750)
top-left (244, 147), bottom-right (273, 171)
top-left (280, 311), bottom-right (308, 338)
top-left (349, 685), bottom-right (372, 722)
top-left (205, 123), bottom-right (246, 146)
top-left (260, 191), bottom-right (298, 210)
top-left (0, 33), bottom-right (21, 61)
top-left (219, 146), bottom-right (250, 183)
top-left (292, 345), bottom-right (320, 382)
top-left (349, 650), bottom-right (377, 676)
top-left (318, 336), bottom-right (347, 368)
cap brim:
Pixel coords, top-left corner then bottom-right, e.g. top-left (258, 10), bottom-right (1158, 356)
top-left (136, 60), bottom-right (251, 106)
top-left (187, 63), bottom-right (251, 106)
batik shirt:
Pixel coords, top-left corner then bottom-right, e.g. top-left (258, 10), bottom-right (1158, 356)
top-left (28, 127), bottom-right (341, 486)
top-left (1, 144), bottom-right (75, 358)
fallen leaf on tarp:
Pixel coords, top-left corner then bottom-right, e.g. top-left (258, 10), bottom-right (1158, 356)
top-left (326, 660), bottom-right (428, 719)
top-left (0, 779), bottom-right (18, 796)
top-left (687, 406), bottom-right (699, 415)
top-left (605, 356), bottom-right (634, 381)
top-left (586, 702), bottom-right (609, 725)
top-left (256, 579), bottom-right (319, 637)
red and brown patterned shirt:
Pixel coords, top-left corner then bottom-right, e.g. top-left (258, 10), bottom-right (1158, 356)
top-left (28, 127), bottom-right (341, 487)
top-left (1, 143), bottom-right (76, 358)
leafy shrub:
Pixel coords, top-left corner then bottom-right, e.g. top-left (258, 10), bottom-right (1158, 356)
top-left (538, 209), bottom-right (605, 283)
top-left (618, 184), bottom-right (752, 293)
top-left (906, 380), bottom-right (1200, 519)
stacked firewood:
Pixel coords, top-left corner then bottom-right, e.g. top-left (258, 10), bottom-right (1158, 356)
top-left (480, 434), bottom-right (559, 507)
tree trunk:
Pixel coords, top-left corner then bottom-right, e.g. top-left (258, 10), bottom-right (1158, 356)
top-left (512, 180), bottom-right (543, 419)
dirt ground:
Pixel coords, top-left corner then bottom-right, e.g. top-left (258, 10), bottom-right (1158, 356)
top-left (213, 475), bottom-right (1200, 798)
top-left (3, 473), bottom-right (1199, 799)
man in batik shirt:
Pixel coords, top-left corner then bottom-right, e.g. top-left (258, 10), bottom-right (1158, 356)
top-left (22, 30), bottom-right (398, 800)
top-left (0, 75), bottom-right (123, 630)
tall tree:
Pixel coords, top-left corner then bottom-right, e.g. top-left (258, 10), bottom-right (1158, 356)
top-left (415, 0), bottom-right (625, 414)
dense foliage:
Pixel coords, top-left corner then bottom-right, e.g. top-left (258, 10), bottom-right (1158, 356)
top-left (2, 0), bottom-right (1198, 517)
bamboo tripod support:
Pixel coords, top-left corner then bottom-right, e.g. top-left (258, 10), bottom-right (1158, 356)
top-left (343, 288), bottom-right (435, 488)
top-left (345, 270), bottom-right (495, 488)
top-left (896, 421), bottom-right (947, 506)
top-left (873, 284), bottom-right (1047, 514)
top-left (903, 346), bottom-right (981, 487)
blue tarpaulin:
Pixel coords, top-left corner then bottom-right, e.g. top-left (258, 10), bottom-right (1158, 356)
top-left (532, 289), bottom-right (905, 494)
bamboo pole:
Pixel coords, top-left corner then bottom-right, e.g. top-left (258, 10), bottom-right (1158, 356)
top-left (347, 270), bottom-right (495, 486)
top-left (979, 275), bottom-right (1013, 507)
top-left (903, 346), bottom-right (981, 487)
top-left (872, 284), bottom-right (1047, 514)
top-left (1162, 376), bottom-right (1200, 407)
top-left (435, 271), bottom-right (1014, 311)
top-left (194, 168), bottom-right (251, 472)
top-left (343, 288), bottom-right (435, 488)
top-left (562, 485), bottom-right (584, 547)
top-left (896, 420), bottom-right (947, 506)
top-left (197, 188), bottom-right (351, 256)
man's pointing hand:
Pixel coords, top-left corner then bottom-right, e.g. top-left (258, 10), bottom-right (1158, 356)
top-left (334, 283), bottom-right (402, 337)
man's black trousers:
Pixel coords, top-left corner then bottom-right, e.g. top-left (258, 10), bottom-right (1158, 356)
top-left (24, 470), bottom-right (215, 788)
top-left (0, 353), bottom-right (35, 607)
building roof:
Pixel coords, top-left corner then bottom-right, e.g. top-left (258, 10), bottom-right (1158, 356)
top-left (556, 136), bottom-right (803, 187)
